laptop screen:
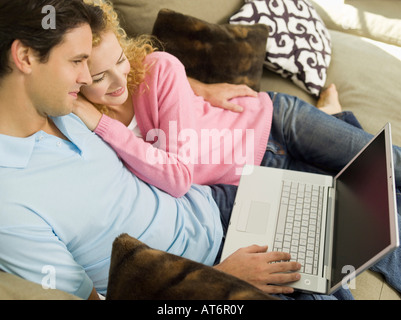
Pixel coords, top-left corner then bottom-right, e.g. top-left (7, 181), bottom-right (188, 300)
top-left (330, 129), bottom-right (393, 289)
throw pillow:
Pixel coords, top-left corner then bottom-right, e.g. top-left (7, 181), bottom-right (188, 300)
top-left (106, 233), bottom-right (278, 300)
top-left (152, 9), bottom-right (269, 91)
top-left (230, 0), bottom-right (332, 97)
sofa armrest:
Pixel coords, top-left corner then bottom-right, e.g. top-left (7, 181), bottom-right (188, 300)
top-left (0, 271), bottom-right (81, 300)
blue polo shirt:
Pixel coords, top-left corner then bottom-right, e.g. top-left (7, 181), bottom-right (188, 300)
top-left (0, 114), bottom-right (222, 299)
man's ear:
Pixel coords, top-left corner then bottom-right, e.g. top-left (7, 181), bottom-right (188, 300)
top-left (10, 40), bottom-right (36, 74)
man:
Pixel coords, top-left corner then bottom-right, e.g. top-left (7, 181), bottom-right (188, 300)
top-left (0, 0), bottom-right (301, 300)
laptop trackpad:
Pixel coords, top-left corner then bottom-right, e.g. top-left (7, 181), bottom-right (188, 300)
top-left (237, 201), bottom-right (270, 234)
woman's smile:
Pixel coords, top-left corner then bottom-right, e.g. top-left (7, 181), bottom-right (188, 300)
top-left (107, 86), bottom-right (126, 97)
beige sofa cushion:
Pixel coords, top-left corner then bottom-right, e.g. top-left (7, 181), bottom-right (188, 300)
top-left (327, 30), bottom-right (401, 145)
top-left (113, 0), bottom-right (244, 36)
top-left (0, 272), bottom-right (81, 300)
top-left (310, 0), bottom-right (401, 47)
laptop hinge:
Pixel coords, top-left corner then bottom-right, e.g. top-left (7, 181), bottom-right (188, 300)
top-left (323, 186), bottom-right (336, 282)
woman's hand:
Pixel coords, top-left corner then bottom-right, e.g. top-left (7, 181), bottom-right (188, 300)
top-left (188, 78), bottom-right (258, 113)
top-left (214, 245), bottom-right (301, 294)
top-left (72, 94), bottom-right (103, 131)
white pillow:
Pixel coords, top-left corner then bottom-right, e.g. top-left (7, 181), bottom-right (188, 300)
top-left (230, 0), bottom-right (332, 97)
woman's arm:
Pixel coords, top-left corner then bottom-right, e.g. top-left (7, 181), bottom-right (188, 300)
top-left (188, 77), bottom-right (258, 113)
top-left (72, 95), bottom-right (103, 131)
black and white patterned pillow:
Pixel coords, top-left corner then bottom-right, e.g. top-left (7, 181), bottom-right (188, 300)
top-left (229, 0), bottom-right (332, 97)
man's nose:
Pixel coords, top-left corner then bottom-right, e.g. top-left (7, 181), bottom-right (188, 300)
top-left (78, 62), bottom-right (93, 86)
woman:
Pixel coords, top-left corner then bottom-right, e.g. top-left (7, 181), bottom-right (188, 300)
top-left (75, 1), bottom-right (383, 199)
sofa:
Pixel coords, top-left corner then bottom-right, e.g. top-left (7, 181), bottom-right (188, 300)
top-left (1, 0), bottom-right (400, 300)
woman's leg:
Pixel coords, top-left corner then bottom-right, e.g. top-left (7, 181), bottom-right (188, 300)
top-left (262, 92), bottom-right (401, 185)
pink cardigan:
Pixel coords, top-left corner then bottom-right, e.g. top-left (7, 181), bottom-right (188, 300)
top-left (95, 52), bottom-right (273, 197)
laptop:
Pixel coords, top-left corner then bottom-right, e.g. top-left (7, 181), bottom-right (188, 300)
top-left (221, 123), bottom-right (399, 294)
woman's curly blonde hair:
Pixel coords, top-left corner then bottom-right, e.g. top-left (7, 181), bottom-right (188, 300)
top-left (83, 0), bottom-right (158, 114)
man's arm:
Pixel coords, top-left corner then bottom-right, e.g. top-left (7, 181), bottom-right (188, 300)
top-left (188, 77), bottom-right (258, 113)
top-left (214, 244), bottom-right (301, 294)
top-left (0, 221), bottom-right (95, 300)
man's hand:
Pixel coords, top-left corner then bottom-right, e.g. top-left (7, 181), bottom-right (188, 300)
top-left (188, 78), bottom-right (258, 113)
top-left (214, 245), bottom-right (301, 294)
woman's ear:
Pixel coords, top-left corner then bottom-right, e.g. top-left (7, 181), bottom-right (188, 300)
top-left (10, 40), bottom-right (35, 74)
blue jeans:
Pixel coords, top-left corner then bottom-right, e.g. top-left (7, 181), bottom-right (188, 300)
top-left (211, 91), bottom-right (401, 300)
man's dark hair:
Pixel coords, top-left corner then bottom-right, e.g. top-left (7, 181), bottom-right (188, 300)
top-left (0, 0), bottom-right (105, 79)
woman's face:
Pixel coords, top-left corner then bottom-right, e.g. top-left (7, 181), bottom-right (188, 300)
top-left (80, 31), bottom-right (131, 107)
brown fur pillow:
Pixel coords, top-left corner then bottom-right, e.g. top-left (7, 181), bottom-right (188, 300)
top-left (106, 234), bottom-right (278, 300)
top-left (152, 9), bottom-right (269, 91)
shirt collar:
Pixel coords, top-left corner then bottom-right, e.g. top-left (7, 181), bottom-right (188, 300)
top-left (0, 133), bottom-right (36, 168)
top-left (0, 114), bottom-right (87, 169)
top-left (51, 114), bottom-right (87, 156)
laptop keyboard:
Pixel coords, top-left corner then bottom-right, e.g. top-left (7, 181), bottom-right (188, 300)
top-left (273, 180), bottom-right (324, 275)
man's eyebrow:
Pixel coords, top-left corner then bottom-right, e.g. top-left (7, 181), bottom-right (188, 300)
top-left (91, 50), bottom-right (125, 77)
top-left (72, 54), bottom-right (90, 60)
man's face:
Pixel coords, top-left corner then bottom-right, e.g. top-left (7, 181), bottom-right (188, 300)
top-left (27, 24), bottom-right (93, 117)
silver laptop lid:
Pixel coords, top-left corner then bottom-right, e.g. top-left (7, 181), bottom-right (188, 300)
top-left (329, 123), bottom-right (399, 293)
